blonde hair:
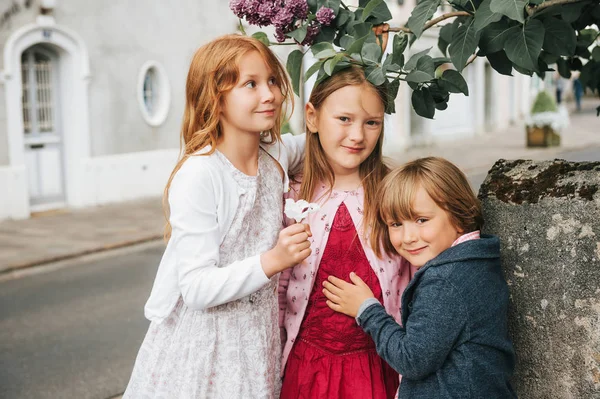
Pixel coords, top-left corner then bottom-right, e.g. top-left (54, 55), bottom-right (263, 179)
top-left (163, 34), bottom-right (293, 239)
top-left (299, 66), bottom-right (390, 237)
top-left (371, 157), bottom-right (484, 257)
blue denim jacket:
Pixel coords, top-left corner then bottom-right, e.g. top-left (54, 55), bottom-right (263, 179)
top-left (357, 235), bottom-right (517, 398)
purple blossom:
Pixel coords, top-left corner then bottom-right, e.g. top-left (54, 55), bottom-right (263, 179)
top-left (274, 26), bottom-right (287, 43)
top-left (316, 7), bottom-right (335, 26)
top-left (272, 7), bottom-right (295, 28)
top-left (286, 0), bottom-right (309, 19)
top-left (301, 22), bottom-right (321, 46)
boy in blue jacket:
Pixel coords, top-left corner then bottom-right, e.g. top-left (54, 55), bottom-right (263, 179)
top-left (323, 157), bottom-right (516, 398)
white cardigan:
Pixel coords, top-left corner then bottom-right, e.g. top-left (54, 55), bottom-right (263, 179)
top-left (144, 134), bottom-right (305, 323)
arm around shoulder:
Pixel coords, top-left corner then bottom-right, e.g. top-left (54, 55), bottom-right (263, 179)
top-left (169, 158), bottom-right (270, 310)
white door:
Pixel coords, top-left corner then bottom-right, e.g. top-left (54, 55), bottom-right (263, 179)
top-left (21, 46), bottom-right (65, 211)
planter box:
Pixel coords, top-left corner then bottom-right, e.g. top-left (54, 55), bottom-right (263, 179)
top-left (526, 125), bottom-right (561, 147)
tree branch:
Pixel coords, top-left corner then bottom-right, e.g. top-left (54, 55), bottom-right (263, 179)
top-left (526, 0), bottom-right (589, 16)
top-left (388, 11), bottom-right (471, 35)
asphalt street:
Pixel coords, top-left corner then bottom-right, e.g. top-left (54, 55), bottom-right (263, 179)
top-left (0, 243), bottom-right (163, 399)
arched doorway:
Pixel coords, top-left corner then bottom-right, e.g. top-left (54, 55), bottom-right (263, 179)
top-left (21, 44), bottom-right (65, 210)
top-left (3, 23), bottom-right (90, 218)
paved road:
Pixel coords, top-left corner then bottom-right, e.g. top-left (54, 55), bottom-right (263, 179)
top-left (0, 243), bottom-right (162, 399)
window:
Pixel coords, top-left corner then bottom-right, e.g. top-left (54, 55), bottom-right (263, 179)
top-left (21, 48), bottom-right (55, 134)
top-left (137, 61), bottom-right (170, 126)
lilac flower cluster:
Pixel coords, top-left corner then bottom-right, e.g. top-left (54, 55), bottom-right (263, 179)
top-left (315, 7), bottom-right (335, 26)
top-left (230, 0), bottom-right (335, 45)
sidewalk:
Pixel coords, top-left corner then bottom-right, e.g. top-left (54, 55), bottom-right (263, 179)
top-left (1, 98), bottom-right (598, 275)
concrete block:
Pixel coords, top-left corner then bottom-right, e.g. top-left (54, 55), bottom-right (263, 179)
top-left (479, 159), bottom-right (600, 398)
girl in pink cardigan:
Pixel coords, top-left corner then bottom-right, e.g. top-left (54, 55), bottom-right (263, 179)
top-left (278, 66), bottom-right (416, 399)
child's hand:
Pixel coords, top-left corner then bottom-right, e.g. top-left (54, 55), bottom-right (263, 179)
top-left (261, 223), bottom-right (312, 278)
top-left (372, 23), bottom-right (390, 51)
top-left (322, 272), bottom-right (375, 318)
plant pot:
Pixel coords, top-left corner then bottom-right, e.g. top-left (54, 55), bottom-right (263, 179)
top-left (526, 125), bottom-right (561, 147)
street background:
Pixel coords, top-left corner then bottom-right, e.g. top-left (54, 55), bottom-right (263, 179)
top-left (0, 97), bottom-right (598, 399)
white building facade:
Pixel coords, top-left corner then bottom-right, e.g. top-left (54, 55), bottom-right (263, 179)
top-left (0, 0), bottom-right (530, 221)
top-left (0, 0), bottom-right (243, 220)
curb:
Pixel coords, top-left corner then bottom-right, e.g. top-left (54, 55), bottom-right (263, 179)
top-left (0, 235), bottom-right (162, 276)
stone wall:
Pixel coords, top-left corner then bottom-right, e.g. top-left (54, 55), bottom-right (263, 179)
top-left (479, 159), bottom-right (600, 398)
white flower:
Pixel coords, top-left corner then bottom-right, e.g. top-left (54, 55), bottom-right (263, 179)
top-left (284, 198), bottom-right (320, 223)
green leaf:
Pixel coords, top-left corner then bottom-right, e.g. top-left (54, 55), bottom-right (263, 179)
top-left (542, 17), bottom-right (576, 56)
top-left (251, 32), bottom-right (270, 46)
top-left (313, 26), bottom-right (337, 44)
top-left (474, 0), bottom-right (503, 32)
top-left (513, 64), bottom-right (533, 76)
top-left (311, 42), bottom-right (337, 59)
top-left (504, 19), bottom-right (545, 71)
top-left (404, 48), bottom-right (432, 71)
top-left (340, 35), bottom-right (354, 50)
top-left (478, 20), bottom-right (511, 54)
top-left (336, 8), bottom-right (352, 28)
top-left (385, 79), bottom-right (401, 114)
top-left (412, 88), bottom-right (436, 119)
top-left (562, 1), bottom-right (588, 23)
top-left (440, 69), bottom-right (469, 95)
top-left (438, 37), bottom-right (450, 57)
top-left (486, 50), bottom-right (513, 75)
top-left (361, 42), bottom-right (383, 63)
top-left (362, 0), bottom-right (393, 24)
top-left (416, 55), bottom-right (436, 77)
top-left (577, 29), bottom-right (598, 49)
top-left (324, 54), bottom-right (345, 75)
top-left (361, 0), bottom-right (383, 21)
top-left (365, 65), bottom-right (386, 85)
top-left (556, 57), bottom-right (571, 79)
top-left (540, 51), bottom-right (559, 66)
top-left (346, 34), bottom-right (370, 56)
top-left (440, 23), bottom-right (457, 43)
top-left (406, 70), bottom-right (435, 83)
top-left (490, 0), bottom-right (526, 23)
top-left (286, 49), bottom-right (305, 96)
top-left (304, 60), bottom-right (325, 82)
top-left (449, 19), bottom-right (477, 71)
top-left (393, 34), bottom-right (408, 65)
top-left (287, 25), bottom-right (308, 43)
top-left (592, 47), bottom-right (600, 62)
top-left (407, 0), bottom-right (442, 38)
top-left (347, 21), bottom-right (373, 38)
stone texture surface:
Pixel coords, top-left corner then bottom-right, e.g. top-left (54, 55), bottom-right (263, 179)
top-left (479, 159), bottom-right (600, 398)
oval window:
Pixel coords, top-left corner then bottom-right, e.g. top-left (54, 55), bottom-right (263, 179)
top-left (137, 61), bottom-right (170, 126)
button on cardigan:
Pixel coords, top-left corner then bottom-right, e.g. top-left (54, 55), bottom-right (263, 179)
top-left (144, 134), bottom-right (305, 323)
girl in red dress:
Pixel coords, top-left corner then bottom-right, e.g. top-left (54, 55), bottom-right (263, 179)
top-left (278, 66), bottom-right (416, 399)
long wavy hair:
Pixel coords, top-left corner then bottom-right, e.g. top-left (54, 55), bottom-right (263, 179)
top-left (298, 66), bottom-right (390, 239)
top-left (163, 34), bottom-right (293, 239)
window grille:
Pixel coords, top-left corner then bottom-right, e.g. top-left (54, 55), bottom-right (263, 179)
top-left (21, 50), bottom-right (54, 135)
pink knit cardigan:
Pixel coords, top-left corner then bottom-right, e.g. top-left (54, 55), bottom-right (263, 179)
top-left (278, 182), bottom-right (416, 375)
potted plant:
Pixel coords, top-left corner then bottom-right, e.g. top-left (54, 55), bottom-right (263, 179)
top-left (525, 90), bottom-right (569, 147)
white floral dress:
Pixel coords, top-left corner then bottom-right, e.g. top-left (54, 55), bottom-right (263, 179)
top-left (123, 149), bottom-right (283, 398)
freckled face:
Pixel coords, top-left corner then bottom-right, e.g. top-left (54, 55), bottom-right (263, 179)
top-left (387, 186), bottom-right (463, 267)
top-left (306, 84), bottom-right (384, 177)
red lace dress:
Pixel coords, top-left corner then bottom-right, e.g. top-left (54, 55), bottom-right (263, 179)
top-left (280, 203), bottom-right (399, 399)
